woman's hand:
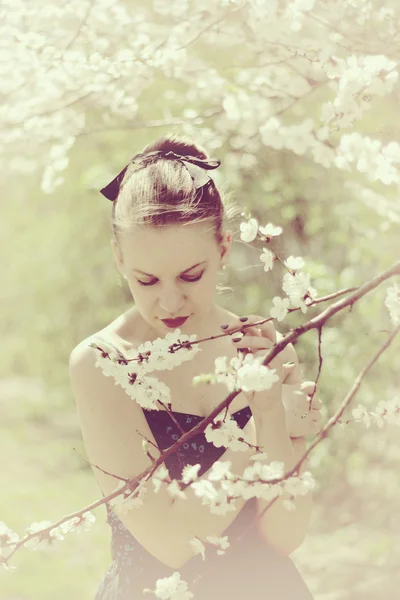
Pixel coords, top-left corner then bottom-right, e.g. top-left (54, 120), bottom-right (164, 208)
top-left (221, 315), bottom-right (323, 433)
top-left (282, 380), bottom-right (323, 438)
top-left (221, 315), bottom-right (292, 412)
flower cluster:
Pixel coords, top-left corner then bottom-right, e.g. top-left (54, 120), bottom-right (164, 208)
top-left (195, 353), bottom-right (280, 402)
top-left (150, 570), bottom-right (193, 600)
top-left (110, 480), bottom-right (148, 514)
top-left (187, 454), bottom-right (315, 515)
top-left (190, 534), bottom-right (230, 560)
top-left (240, 218), bottom-right (282, 244)
top-left (22, 512), bottom-right (96, 551)
top-left (0, 522), bottom-right (20, 556)
top-left (282, 270), bottom-right (317, 313)
top-left (237, 354), bottom-right (280, 392)
top-left (335, 134), bottom-right (400, 186)
top-left (176, 457), bottom-right (316, 588)
top-left (260, 117), bottom-right (316, 156)
top-left (205, 417), bottom-right (251, 453)
top-left (239, 216), bottom-right (317, 315)
top-left (322, 54), bottom-right (398, 131)
top-left (94, 330), bottom-right (201, 410)
top-left (352, 398), bottom-right (400, 429)
top-left (41, 137), bottom-right (76, 194)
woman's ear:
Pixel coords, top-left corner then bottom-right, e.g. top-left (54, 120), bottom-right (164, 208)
top-left (220, 230), bottom-right (232, 265)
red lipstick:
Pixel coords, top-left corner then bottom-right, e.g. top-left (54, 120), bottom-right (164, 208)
top-left (161, 316), bottom-right (189, 328)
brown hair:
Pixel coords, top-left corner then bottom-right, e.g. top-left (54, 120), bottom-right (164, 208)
top-left (111, 133), bottom-right (239, 246)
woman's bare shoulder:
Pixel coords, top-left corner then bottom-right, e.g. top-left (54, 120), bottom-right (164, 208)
top-left (75, 308), bottom-right (142, 358)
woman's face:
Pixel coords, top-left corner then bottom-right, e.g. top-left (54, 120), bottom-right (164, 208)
top-left (112, 223), bottom-right (231, 336)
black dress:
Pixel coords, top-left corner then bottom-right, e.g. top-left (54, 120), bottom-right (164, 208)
top-left (93, 405), bottom-right (315, 599)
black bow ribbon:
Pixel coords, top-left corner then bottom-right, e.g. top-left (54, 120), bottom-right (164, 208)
top-left (100, 150), bottom-right (221, 202)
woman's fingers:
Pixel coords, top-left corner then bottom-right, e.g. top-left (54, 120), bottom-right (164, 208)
top-left (300, 381), bottom-right (322, 409)
top-left (310, 419), bottom-right (323, 432)
top-left (221, 315), bottom-right (276, 344)
top-left (245, 315), bottom-right (276, 343)
top-left (312, 397), bottom-right (323, 409)
top-left (284, 385), bottom-right (323, 416)
top-left (300, 381), bottom-right (316, 394)
top-left (282, 362), bottom-right (295, 379)
top-left (295, 395), bottom-right (310, 414)
top-left (312, 411), bottom-right (323, 422)
top-left (223, 315), bottom-right (295, 368)
top-left (230, 334), bottom-right (273, 350)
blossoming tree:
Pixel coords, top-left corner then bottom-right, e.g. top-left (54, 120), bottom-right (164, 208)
top-left (1, 0), bottom-right (399, 598)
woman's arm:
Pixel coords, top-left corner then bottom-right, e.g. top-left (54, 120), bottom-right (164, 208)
top-left (252, 401), bottom-right (313, 556)
top-left (226, 316), bottom-right (314, 554)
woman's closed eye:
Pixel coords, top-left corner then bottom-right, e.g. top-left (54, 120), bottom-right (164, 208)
top-left (137, 272), bottom-right (204, 287)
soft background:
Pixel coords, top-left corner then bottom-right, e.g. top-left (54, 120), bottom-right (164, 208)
top-left (1, 1), bottom-right (399, 599)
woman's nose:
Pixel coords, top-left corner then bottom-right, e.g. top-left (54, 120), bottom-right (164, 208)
top-left (158, 286), bottom-right (186, 316)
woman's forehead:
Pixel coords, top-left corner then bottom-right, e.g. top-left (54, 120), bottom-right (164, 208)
top-left (120, 224), bottom-right (217, 269)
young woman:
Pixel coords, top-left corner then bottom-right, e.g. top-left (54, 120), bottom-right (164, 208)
top-left (69, 134), bottom-right (321, 599)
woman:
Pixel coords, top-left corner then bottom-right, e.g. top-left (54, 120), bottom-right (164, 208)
top-left (69, 134), bottom-right (322, 599)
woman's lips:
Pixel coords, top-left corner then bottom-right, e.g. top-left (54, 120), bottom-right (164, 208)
top-left (161, 316), bottom-right (189, 328)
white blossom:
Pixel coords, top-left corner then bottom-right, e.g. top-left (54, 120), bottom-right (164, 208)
top-left (23, 514), bottom-right (94, 550)
top-left (270, 297), bottom-right (290, 322)
top-left (111, 483), bottom-right (148, 514)
top-left (125, 376), bottom-right (171, 410)
top-left (335, 133), bottom-right (400, 185)
top-left (259, 223), bottom-right (283, 237)
top-left (95, 331), bottom-right (201, 411)
top-left (384, 283), bottom-right (400, 325)
top-left (373, 398), bottom-right (400, 426)
top-left (352, 404), bottom-right (372, 428)
top-left (205, 416), bottom-right (250, 452)
top-left (284, 256), bottom-right (305, 270)
top-left (213, 355), bottom-right (240, 392)
top-left (237, 354), bottom-right (279, 392)
top-left (190, 536), bottom-right (206, 560)
top-left (282, 471), bottom-right (316, 497)
top-left (152, 465), bottom-right (170, 493)
top-left (243, 459), bottom-right (284, 482)
top-left (260, 461), bottom-right (285, 481)
top-left (352, 399), bottom-right (400, 428)
top-left (260, 118), bottom-right (315, 155)
top-left (240, 218), bottom-right (259, 242)
top-left (153, 571), bottom-right (193, 600)
top-left (191, 479), bottom-right (218, 503)
top-left (137, 332), bottom-right (201, 371)
top-left (206, 535), bottom-right (230, 555)
top-left (181, 463), bottom-right (201, 484)
top-left (167, 480), bottom-right (187, 500)
top-left (260, 248), bottom-right (275, 272)
top-left (66, 512), bottom-right (96, 534)
top-left (282, 271), bottom-right (312, 312)
top-left (208, 460), bottom-right (233, 481)
top-left (0, 522), bottom-right (20, 553)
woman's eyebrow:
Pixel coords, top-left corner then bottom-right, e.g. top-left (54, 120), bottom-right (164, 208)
top-left (132, 261), bottom-right (207, 277)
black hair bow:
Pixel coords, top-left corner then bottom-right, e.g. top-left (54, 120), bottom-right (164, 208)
top-left (100, 149), bottom-right (221, 202)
